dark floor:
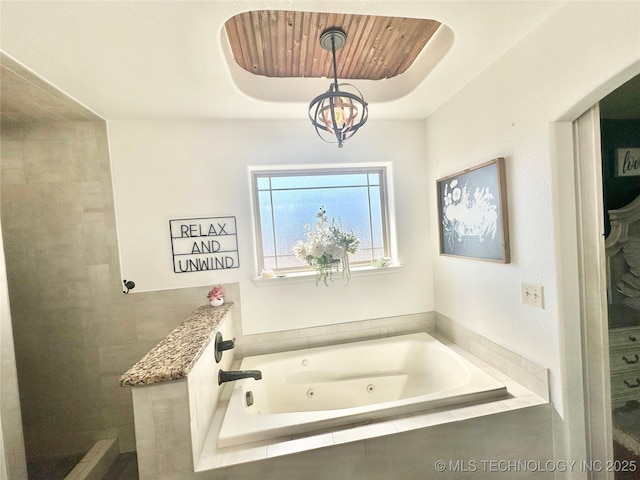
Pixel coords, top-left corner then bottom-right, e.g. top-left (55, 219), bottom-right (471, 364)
top-left (614, 441), bottom-right (640, 480)
top-left (27, 453), bottom-right (85, 480)
top-left (27, 452), bottom-right (138, 480)
top-left (613, 401), bottom-right (640, 480)
top-left (103, 452), bottom-right (138, 480)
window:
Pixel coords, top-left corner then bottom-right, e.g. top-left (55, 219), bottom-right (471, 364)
top-left (251, 165), bottom-right (392, 274)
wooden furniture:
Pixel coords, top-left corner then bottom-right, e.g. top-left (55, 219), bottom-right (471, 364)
top-left (610, 326), bottom-right (640, 408)
top-left (606, 194), bottom-right (640, 408)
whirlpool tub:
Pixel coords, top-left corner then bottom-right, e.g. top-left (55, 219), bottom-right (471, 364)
top-left (217, 332), bottom-right (507, 447)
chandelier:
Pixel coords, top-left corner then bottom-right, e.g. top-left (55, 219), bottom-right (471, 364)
top-left (308, 28), bottom-right (368, 148)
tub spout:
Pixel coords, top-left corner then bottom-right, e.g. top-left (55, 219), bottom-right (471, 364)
top-left (218, 369), bottom-right (262, 385)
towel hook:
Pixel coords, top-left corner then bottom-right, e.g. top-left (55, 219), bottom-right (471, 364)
top-left (122, 279), bottom-right (136, 294)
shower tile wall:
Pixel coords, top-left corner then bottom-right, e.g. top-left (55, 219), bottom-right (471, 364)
top-left (1, 119), bottom-right (133, 458)
top-left (0, 59), bottom-right (217, 462)
top-left (1, 120), bottom-right (218, 459)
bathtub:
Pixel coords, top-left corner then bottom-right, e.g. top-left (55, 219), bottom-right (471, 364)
top-left (217, 332), bottom-right (507, 447)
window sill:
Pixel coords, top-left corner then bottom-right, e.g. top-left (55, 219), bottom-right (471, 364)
top-left (251, 264), bottom-right (402, 287)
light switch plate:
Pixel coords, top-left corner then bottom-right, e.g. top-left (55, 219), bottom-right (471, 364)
top-left (522, 284), bottom-right (544, 308)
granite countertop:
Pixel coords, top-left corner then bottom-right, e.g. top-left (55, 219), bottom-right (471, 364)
top-left (120, 303), bottom-right (233, 387)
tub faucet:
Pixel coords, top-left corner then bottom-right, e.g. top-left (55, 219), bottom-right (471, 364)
top-left (218, 369), bottom-right (262, 385)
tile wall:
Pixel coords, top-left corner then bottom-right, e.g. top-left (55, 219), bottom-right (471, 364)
top-left (235, 311), bottom-right (435, 357)
top-left (132, 380), bottom-right (191, 480)
top-left (218, 404), bottom-right (553, 480)
top-left (435, 313), bottom-right (550, 400)
top-left (0, 54), bottom-right (232, 461)
top-left (137, 386), bottom-right (552, 480)
top-left (0, 118), bottom-right (220, 460)
top-left (132, 312), bottom-right (236, 480)
top-left (188, 311), bottom-right (236, 468)
top-left (0, 216), bottom-right (28, 478)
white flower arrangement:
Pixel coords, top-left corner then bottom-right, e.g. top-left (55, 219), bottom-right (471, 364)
top-left (293, 207), bottom-right (360, 286)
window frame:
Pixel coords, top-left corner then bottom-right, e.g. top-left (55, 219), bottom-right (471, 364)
top-left (249, 163), bottom-right (395, 276)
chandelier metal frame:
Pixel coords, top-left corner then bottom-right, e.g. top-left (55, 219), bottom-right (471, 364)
top-left (308, 28), bottom-right (368, 148)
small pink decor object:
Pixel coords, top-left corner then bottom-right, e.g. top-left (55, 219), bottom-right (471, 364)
top-left (207, 285), bottom-right (224, 307)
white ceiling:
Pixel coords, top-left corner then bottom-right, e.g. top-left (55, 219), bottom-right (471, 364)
top-left (0, 1), bottom-right (565, 121)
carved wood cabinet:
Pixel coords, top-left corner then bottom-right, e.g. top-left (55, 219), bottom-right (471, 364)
top-left (610, 326), bottom-right (640, 408)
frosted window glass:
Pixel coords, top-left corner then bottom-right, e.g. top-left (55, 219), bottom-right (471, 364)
top-left (256, 177), bottom-right (271, 190)
top-left (258, 191), bottom-right (275, 256)
top-left (252, 167), bottom-right (391, 272)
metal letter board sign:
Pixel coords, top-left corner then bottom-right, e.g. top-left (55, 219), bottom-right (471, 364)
top-left (169, 216), bottom-right (239, 273)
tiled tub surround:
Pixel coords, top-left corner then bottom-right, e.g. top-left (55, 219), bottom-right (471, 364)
top-left (126, 308), bottom-right (551, 479)
top-left (435, 313), bottom-right (550, 401)
top-left (235, 311), bottom-right (436, 358)
top-left (198, 333), bottom-right (550, 475)
top-left (120, 303), bottom-right (236, 474)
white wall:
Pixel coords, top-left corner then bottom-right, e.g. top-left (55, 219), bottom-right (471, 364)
top-left (424, 0), bottom-right (640, 460)
top-left (108, 119), bottom-right (433, 334)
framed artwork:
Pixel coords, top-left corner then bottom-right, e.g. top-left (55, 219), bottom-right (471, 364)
top-left (615, 148), bottom-right (640, 177)
top-left (436, 157), bottom-right (510, 263)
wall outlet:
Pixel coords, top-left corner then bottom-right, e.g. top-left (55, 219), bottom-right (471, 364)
top-left (522, 284), bottom-right (544, 308)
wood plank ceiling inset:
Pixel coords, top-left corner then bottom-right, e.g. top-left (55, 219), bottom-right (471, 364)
top-left (224, 11), bottom-right (441, 80)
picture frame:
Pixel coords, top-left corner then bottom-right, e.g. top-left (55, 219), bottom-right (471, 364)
top-left (615, 148), bottom-right (640, 177)
top-left (436, 157), bottom-right (510, 263)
